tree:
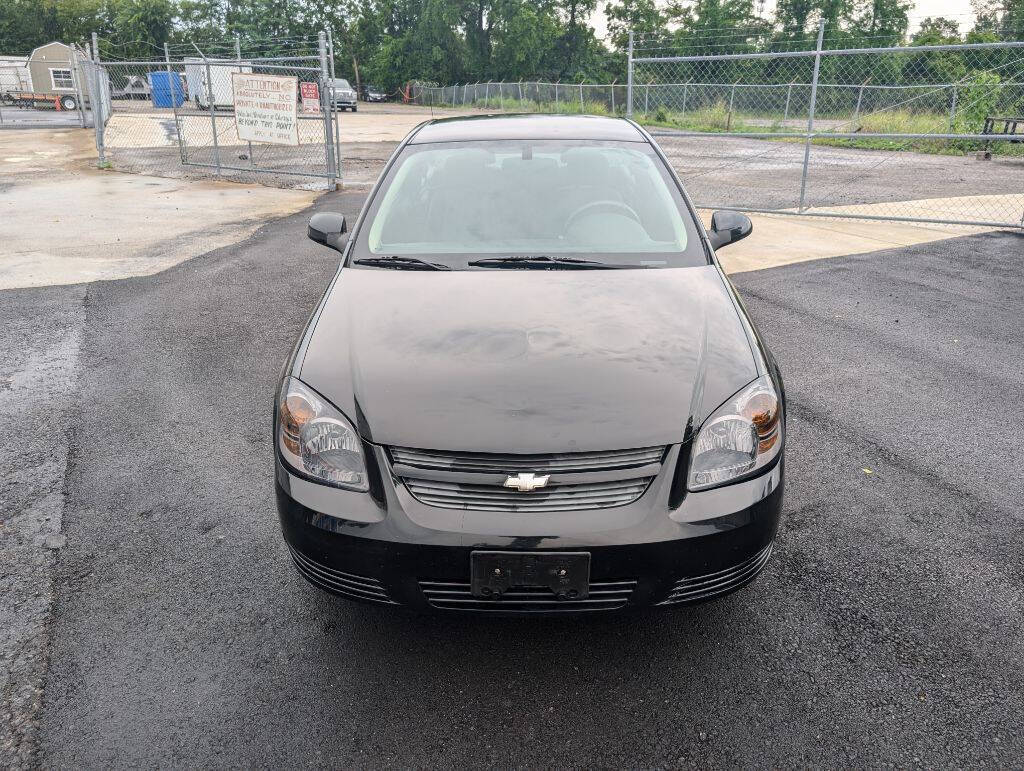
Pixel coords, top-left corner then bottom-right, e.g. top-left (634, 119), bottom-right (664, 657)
top-left (112, 0), bottom-right (176, 58)
top-left (849, 0), bottom-right (911, 45)
top-left (604, 0), bottom-right (664, 51)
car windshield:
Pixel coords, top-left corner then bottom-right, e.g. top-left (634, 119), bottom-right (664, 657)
top-left (354, 139), bottom-right (707, 269)
top-left (333, 79), bottom-right (351, 89)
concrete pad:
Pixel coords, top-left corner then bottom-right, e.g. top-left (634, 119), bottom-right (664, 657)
top-left (0, 129), bottom-right (318, 290)
top-left (701, 194), bottom-right (1024, 274)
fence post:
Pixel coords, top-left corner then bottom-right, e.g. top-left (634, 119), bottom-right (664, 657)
top-left (579, 81), bottom-right (583, 111)
top-left (499, 81), bottom-right (504, 111)
top-left (798, 20), bottom-right (825, 214)
top-left (681, 82), bottom-right (688, 119)
top-left (69, 45), bottom-right (86, 128)
top-left (948, 85), bottom-right (958, 132)
top-left (192, 45), bottom-right (221, 176)
top-left (555, 81), bottom-right (559, 108)
top-left (164, 42), bottom-right (184, 164)
top-left (319, 31), bottom-right (337, 190)
top-left (853, 78), bottom-right (869, 122)
top-left (626, 29), bottom-right (634, 118)
top-left (452, 84), bottom-right (457, 108)
top-left (784, 81), bottom-right (793, 122)
top-left (644, 84), bottom-right (649, 113)
top-left (611, 79), bottom-right (616, 114)
top-left (91, 32), bottom-right (105, 166)
top-left (326, 28), bottom-right (342, 177)
top-left (727, 80), bottom-right (738, 130)
top-left (235, 33), bottom-right (256, 168)
top-left (518, 80), bottom-right (523, 101)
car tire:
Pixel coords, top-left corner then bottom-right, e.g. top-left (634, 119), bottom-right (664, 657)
top-left (352, 105), bottom-right (357, 112)
top-left (59, 95), bottom-right (77, 110)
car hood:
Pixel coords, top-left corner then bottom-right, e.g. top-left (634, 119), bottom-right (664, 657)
top-left (298, 265), bottom-right (757, 453)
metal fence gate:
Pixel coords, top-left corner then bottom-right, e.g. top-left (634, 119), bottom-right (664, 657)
top-left (84, 33), bottom-right (340, 190)
top-left (628, 29), bottom-right (1024, 229)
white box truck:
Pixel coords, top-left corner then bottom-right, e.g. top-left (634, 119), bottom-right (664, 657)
top-left (183, 58), bottom-right (252, 110)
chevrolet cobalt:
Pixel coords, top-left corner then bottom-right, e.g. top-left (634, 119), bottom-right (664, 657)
top-left (275, 115), bottom-right (785, 613)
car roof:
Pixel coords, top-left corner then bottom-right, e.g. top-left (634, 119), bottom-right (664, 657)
top-left (409, 114), bottom-right (647, 144)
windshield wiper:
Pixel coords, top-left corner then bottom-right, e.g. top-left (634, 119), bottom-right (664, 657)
top-left (353, 256), bottom-right (451, 271)
top-left (467, 255), bottom-right (639, 270)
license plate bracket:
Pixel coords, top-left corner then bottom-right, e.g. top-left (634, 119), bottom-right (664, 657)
top-left (470, 551), bottom-right (590, 600)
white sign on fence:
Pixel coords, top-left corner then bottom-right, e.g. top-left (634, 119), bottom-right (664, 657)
top-left (232, 72), bottom-right (299, 146)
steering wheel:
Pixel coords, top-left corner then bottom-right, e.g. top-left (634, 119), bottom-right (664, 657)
top-left (565, 199), bottom-right (642, 230)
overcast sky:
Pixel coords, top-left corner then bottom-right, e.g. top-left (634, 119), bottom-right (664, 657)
top-left (590, 0), bottom-right (979, 38)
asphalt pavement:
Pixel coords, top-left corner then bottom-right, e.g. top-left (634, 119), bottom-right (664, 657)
top-left (3, 192), bottom-right (1022, 767)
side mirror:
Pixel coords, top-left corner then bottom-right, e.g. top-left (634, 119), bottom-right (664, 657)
top-left (708, 211), bottom-right (752, 250)
top-left (308, 212), bottom-right (348, 253)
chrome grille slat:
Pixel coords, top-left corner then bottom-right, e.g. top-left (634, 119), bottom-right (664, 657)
top-left (391, 446), bottom-right (664, 473)
top-left (420, 579), bottom-right (637, 613)
top-left (289, 547), bottom-right (398, 605)
top-left (390, 445), bottom-right (665, 512)
top-left (658, 544), bottom-right (773, 605)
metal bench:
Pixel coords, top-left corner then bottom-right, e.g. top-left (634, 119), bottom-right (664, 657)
top-left (980, 115), bottom-right (1023, 159)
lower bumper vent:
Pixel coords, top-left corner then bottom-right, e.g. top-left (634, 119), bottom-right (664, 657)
top-left (289, 547), bottom-right (398, 605)
top-left (419, 579), bottom-right (636, 613)
top-left (658, 543), bottom-right (773, 605)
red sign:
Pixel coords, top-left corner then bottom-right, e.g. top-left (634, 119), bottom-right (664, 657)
top-left (300, 81), bottom-right (320, 113)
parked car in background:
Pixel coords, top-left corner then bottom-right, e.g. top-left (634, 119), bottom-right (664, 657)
top-left (360, 83), bottom-right (387, 102)
top-left (330, 78), bottom-right (357, 111)
top-left (275, 114), bottom-right (786, 615)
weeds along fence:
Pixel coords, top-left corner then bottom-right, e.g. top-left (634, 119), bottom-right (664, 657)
top-left (81, 33), bottom-right (342, 189)
top-left (629, 28), bottom-right (1024, 228)
top-left (410, 81), bottom-right (631, 114)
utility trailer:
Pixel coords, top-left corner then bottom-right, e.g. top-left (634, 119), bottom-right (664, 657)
top-left (183, 58), bottom-right (252, 110)
top-left (0, 91), bottom-right (78, 110)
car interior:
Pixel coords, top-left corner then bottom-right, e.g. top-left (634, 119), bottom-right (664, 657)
top-left (368, 143), bottom-right (691, 255)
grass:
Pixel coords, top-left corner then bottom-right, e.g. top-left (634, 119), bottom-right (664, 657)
top-left (466, 97), bottom-right (615, 116)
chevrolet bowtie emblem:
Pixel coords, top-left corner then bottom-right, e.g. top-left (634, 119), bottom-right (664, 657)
top-left (503, 472), bottom-right (550, 492)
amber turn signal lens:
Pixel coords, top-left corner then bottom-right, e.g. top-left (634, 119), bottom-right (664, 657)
top-left (743, 391), bottom-right (780, 452)
top-left (280, 393), bottom-right (315, 455)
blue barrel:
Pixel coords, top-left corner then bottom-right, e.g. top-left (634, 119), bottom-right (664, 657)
top-left (149, 71), bottom-right (185, 108)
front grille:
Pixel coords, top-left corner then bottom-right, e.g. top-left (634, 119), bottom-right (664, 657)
top-left (657, 543), bottom-right (773, 605)
top-left (420, 579), bottom-right (636, 613)
top-left (391, 446), bottom-right (665, 473)
top-left (288, 547), bottom-right (398, 605)
top-left (404, 477), bottom-right (652, 512)
top-left (389, 445), bottom-right (665, 512)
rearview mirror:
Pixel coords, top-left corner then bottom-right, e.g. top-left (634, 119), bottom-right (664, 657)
top-left (308, 212), bottom-right (348, 253)
top-left (708, 211), bottom-right (752, 250)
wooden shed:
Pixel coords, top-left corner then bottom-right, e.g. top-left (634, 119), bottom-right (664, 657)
top-left (27, 41), bottom-right (86, 96)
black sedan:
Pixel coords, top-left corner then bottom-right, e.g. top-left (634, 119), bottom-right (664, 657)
top-left (275, 114), bottom-right (785, 614)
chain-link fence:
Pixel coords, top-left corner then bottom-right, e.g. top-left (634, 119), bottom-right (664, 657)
top-left (411, 35), bottom-right (1024, 229)
top-left (83, 34), bottom-right (340, 190)
top-left (409, 81), bottom-right (630, 115)
top-left (629, 29), bottom-right (1024, 228)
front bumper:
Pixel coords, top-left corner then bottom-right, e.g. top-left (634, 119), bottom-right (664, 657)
top-left (276, 444), bottom-right (783, 613)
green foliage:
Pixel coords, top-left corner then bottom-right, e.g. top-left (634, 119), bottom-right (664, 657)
top-left (1, 0), bottom-right (1022, 103)
top-left (954, 71), bottom-right (1003, 136)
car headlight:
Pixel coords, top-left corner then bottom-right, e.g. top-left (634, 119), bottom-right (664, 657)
top-left (277, 377), bottom-right (369, 491)
top-left (688, 375), bottom-right (782, 491)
